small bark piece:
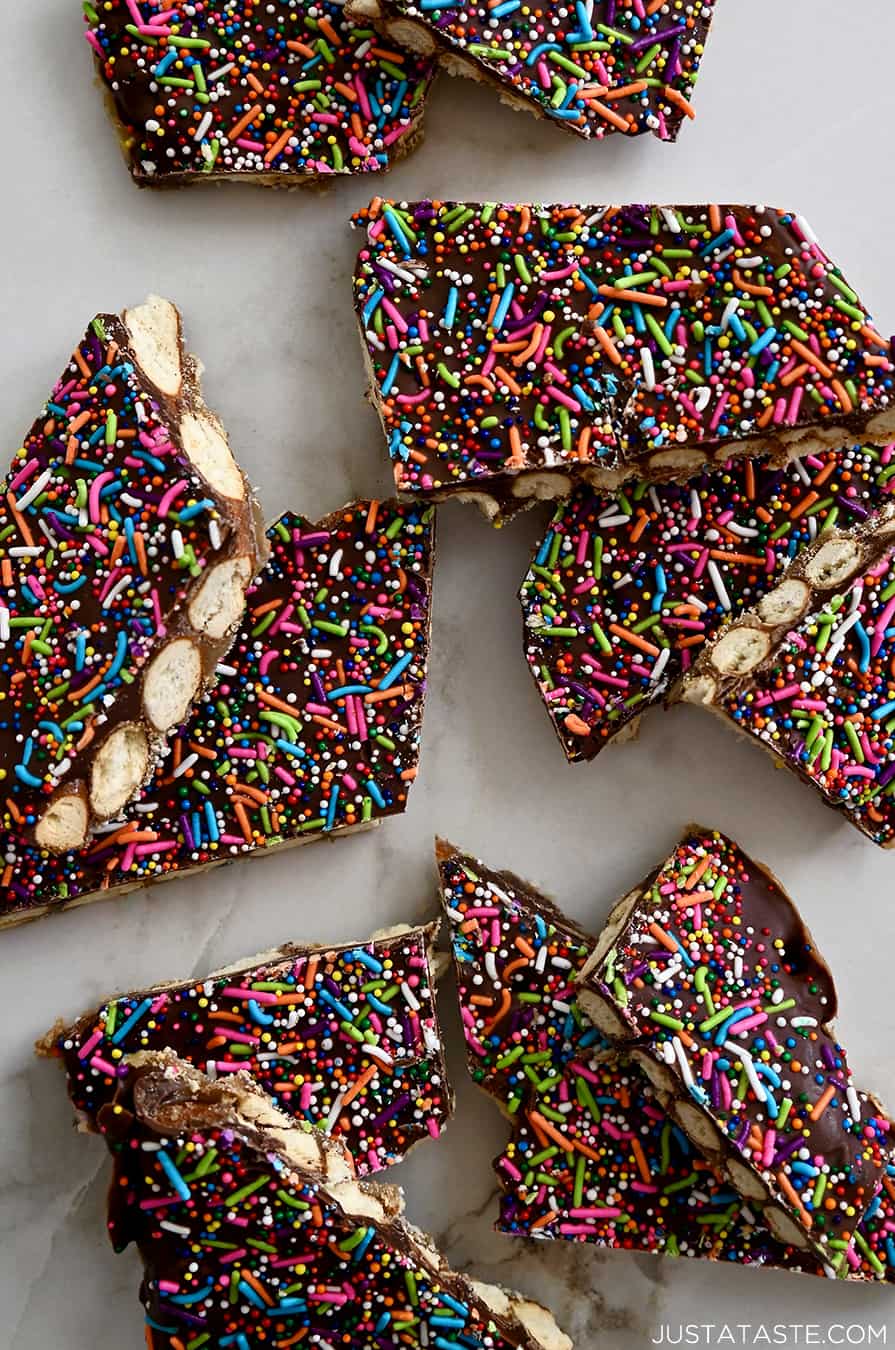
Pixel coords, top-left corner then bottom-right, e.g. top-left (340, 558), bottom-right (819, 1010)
top-left (99, 1054), bottom-right (572, 1350)
top-left (354, 201), bottom-right (895, 526)
top-left (44, 923), bottom-right (452, 1177)
top-left (0, 298), bottom-right (267, 853)
top-left (576, 824), bottom-right (893, 1265)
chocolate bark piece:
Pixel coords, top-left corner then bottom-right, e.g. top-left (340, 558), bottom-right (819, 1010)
top-left (345, 0), bottom-right (717, 144)
top-left (680, 514), bottom-right (895, 846)
top-left (438, 840), bottom-right (783, 1267)
top-left (84, 0), bottom-right (435, 187)
top-left (577, 825), bottom-right (893, 1262)
top-left (1, 499), bottom-right (433, 929)
top-left (100, 1054), bottom-right (573, 1350)
top-left (521, 448), bottom-right (895, 762)
top-left (43, 923), bottom-right (451, 1175)
top-left (353, 201), bottom-right (895, 524)
top-left (1, 298), bottom-right (267, 856)
top-left (439, 840), bottom-right (895, 1280)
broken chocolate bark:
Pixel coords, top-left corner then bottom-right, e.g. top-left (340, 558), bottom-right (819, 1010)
top-left (84, 0), bottom-right (435, 186)
top-left (440, 839), bottom-right (895, 1279)
top-left (680, 513), bottom-right (895, 845)
top-left (2, 499), bottom-right (433, 929)
top-left (353, 201), bottom-right (895, 524)
top-left (520, 447), bottom-right (895, 761)
top-left (577, 825), bottom-right (893, 1263)
top-left (1, 298), bottom-right (267, 855)
top-left (99, 1054), bottom-right (572, 1350)
top-left (45, 923), bottom-right (451, 1175)
top-left (438, 839), bottom-right (794, 1267)
top-left (345, 0), bottom-right (717, 144)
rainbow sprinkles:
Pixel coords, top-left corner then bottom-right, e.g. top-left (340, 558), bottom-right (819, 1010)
top-left (520, 445), bottom-right (895, 762)
top-left (83, 0), bottom-right (435, 185)
top-left (437, 839), bottom-right (895, 1280)
top-left (1, 499), bottom-right (434, 929)
top-left (99, 1054), bottom-right (573, 1350)
top-left (0, 298), bottom-right (267, 857)
top-left (353, 201), bottom-right (895, 524)
top-left (578, 826), bottom-right (893, 1264)
top-left (346, 0), bottom-right (718, 143)
top-left (47, 923), bottom-right (451, 1176)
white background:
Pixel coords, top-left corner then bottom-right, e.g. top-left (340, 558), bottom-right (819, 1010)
top-left (2, 2), bottom-right (895, 1345)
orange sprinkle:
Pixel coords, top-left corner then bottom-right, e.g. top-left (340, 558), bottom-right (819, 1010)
top-left (227, 105), bottom-right (261, 141)
top-left (609, 623), bottom-right (660, 657)
top-left (809, 1083), bottom-right (836, 1121)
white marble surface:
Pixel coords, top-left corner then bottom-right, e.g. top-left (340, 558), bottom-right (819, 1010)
top-left (3, 1), bottom-right (895, 1345)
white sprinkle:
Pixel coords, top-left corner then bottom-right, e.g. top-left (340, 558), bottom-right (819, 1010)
top-left (707, 560), bottom-right (731, 611)
top-left (650, 647), bottom-right (671, 686)
top-left (377, 257), bottom-right (420, 285)
top-left (672, 1036), bottom-right (695, 1089)
top-left (15, 468), bottom-right (52, 512)
top-left (102, 572), bottom-right (133, 608)
top-left (795, 214), bottom-right (819, 244)
top-left (826, 610), bottom-right (861, 663)
top-left (640, 346), bottom-right (656, 392)
top-left (725, 1041), bottom-right (766, 1102)
top-left (723, 521), bottom-right (759, 539)
top-left (323, 1093), bottom-right (345, 1133)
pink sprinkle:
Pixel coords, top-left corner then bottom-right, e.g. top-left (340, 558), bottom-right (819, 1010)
top-left (546, 385), bottom-right (582, 413)
top-left (90, 1055), bottom-right (119, 1076)
top-left (78, 1029), bottom-right (104, 1060)
top-left (381, 297), bottom-right (409, 334)
top-left (158, 478), bottom-right (189, 518)
top-left (570, 1206), bottom-right (623, 1219)
top-left (220, 987), bottom-right (279, 1005)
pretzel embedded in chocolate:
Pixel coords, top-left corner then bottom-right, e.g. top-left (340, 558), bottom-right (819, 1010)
top-left (99, 1053), bottom-right (573, 1350)
top-left (353, 201), bottom-right (895, 525)
top-left (576, 825), bottom-right (893, 1262)
top-left (1, 499), bottom-right (434, 929)
top-left (43, 922), bottom-right (451, 1176)
top-left (1, 297), bottom-right (267, 855)
top-left (679, 511), bottom-right (895, 844)
top-left (345, 0), bottom-right (717, 145)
